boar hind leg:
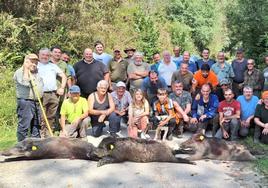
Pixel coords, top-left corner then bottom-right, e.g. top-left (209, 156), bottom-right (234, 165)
top-left (185, 154), bottom-right (204, 161)
top-left (3, 156), bottom-right (38, 162)
top-left (173, 149), bottom-right (195, 155)
top-left (97, 157), bottom-right (120, 167)
top-left (174, 157), bottom-right (196, 165)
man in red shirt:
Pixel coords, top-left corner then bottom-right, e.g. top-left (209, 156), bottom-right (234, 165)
top-left (215, 89), bottom-right (241, 141)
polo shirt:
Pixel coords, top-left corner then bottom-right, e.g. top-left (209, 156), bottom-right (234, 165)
top-left (37, 62), bottom-right (63, 92)
top-left (74, 59), bottom-right (108, 97)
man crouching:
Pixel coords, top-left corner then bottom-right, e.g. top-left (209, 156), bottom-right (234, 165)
top-left (60, 85), bottom-right (89, 140)
top-left (152, 88), bottom-right (180, 140)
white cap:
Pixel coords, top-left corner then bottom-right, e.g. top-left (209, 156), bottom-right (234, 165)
top-left (116, 81), bottom-right (126, 88)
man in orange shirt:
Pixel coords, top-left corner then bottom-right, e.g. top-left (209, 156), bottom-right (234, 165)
top-left (192, 64), bottom-right (219, 94)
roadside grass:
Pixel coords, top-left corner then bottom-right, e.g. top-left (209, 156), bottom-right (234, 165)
top-left (242, 136), bottom-right (268, 175)
top-left (0, 66), bottom-right (17, 150)
top-left (0, 127), bottom-right (16, 150)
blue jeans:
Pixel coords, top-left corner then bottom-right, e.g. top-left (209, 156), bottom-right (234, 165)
top-left (17, 99), bottom-right (41, 141)
top-left (91, 112), bottom-right (120, 137)
top-left (215, 119), bottom-right (240, 141)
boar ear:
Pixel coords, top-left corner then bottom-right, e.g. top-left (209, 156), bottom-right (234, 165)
top-left (198, 135), bottom-right (205, 141)
top-left (108, 144), bottom-right (115, 150)
top-left (31, 145), bottom-right (38, 151)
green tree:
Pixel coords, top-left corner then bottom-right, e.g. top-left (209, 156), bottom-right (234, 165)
top-left (166, 0), bottom-right (217, 52)
top-left (133, 9), bottom-right (160, 62)
top-left (226, 0), bottom-right (268, 63)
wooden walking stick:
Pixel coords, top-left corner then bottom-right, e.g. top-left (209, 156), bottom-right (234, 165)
top-left (29, 71), bottom-right (53, 137)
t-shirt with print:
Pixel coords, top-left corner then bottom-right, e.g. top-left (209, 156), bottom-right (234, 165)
top-left (218, 100), bottom-right (240, 122)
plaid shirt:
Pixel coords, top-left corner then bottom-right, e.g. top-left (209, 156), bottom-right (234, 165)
top-left (243, 68), bottom-right (264, 90)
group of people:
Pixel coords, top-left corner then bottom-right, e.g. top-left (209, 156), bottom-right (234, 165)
top-left (14, 41), bottom-right (268, 144)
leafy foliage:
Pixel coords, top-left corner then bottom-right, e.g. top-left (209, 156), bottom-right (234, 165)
top-left (166, 0), bottom-right (217, 52)
top-left (226, 0), bottom-right (268, 64)
top-left (0, 13), bottom-right (34, 66)
top-left (169, 21), bottom-right (196, 52)
top-left (133, 10), bottom-right (160, 61)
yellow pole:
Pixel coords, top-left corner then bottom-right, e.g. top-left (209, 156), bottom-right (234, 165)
top-left (29, 71), bottom-right (53, 137)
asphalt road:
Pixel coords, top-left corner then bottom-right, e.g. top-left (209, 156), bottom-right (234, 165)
top-left (0, 125), bottom-right (266, 188)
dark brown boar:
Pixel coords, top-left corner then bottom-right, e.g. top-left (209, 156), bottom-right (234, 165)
top-left (177, 133), bottom-right (256, 161)
top-left (94, 137), bottom-right (195, 166)
top-left (1, 137), bottom-right (99, 162)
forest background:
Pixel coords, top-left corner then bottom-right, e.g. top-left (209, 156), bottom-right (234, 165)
top-left (0, 0), bottom-right (267, 174)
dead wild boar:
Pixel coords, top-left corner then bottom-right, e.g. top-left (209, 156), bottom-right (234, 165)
top-left (1, 137), bottom-right (99, 162)
top-left (177, 133), bottom-right (256, 161)
top-left (94, 137), bottom-right (195, 166)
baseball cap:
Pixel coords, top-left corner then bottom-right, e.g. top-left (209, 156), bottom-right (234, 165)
top-left (116, 81), bottom-right (126, 88)
top-left (220, 79), bottom-right (230, 85)
top-left (69, 85), bottom-right (81, 93)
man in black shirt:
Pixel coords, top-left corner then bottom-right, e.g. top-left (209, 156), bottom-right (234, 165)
top-left (74, 48), bottom-right (109, 98)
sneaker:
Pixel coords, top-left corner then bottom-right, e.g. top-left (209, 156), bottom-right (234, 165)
top-left (144, 134), bottom-right (151, 139)
top-left (140, 132), bottom-right (147, 139)
top-left (167, 134), bottom-right (173, 141)
top-left (116, 131), bottom-right (124, 138)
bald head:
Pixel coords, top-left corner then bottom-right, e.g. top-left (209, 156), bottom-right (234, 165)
top-left (217, 51), bottom-right (225, 63)
top-left (83, 48), bottom-right (93, 62)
